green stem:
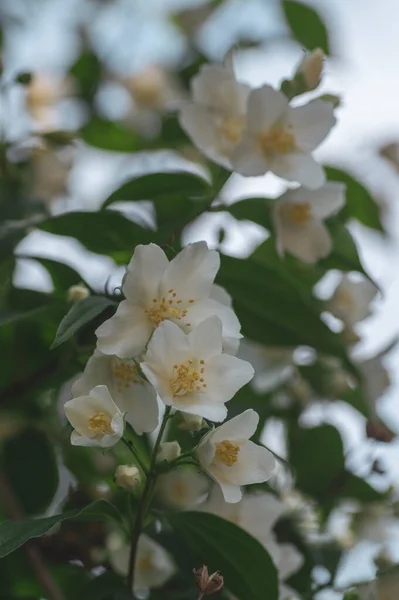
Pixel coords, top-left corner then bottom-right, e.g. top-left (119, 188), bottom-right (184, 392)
top-left (121, 438), bottom-right (149, 475)
top-left (127, 407), bottom-right (172, 593)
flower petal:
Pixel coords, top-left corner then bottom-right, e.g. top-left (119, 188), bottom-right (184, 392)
top-left (187, 297), bottom-right (242, 350)
top-left (124, 384), bottom-right (160, 435)
top-left (175, 401), bottom-right (227, 422)
top-left (232, 136), bottom-right (269, 177)
top-left (143, 319), bottom-right (190, 372)
top-left (203, 354), bottom-right (254, 404)
top-left (270, 152), bottom-right (326, 189)
top-left (289, 100), bottom-right (336, 152)
top-left (247, 85), bottom-right (289, 133)
top-left (276, 543), bottom-right (303, 579)
top-left (218, 481), bottom-right (243, 503)
top-left (187, 316), bottom-right (223, 360)
top-left (226, 440), bottom-right (276, 485)
top-left (277, 218), bottom-right (332, 264)
top-left (307, 182), bottom-right (346, 219)
top-left (162, 242), bottom-right (220, 300)
top-left (123, 244), bottom-right (168, 306)
top-left (212, 409), bottom-right (259, 443)
top-left (96, 301), bottom-right (153, 358)
top-left (210, 284), bottom-right (233, 307)
top-left (192, 64), bottom-right (250, 114)
top-left (72, 349), bottom-right (113, 398)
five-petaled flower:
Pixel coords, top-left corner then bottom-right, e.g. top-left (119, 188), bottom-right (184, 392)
top-left (64, 385), bottom-right (124, 448)
top-left (141, 317), bottom-right (254, 422)
top-left (231, 85), bottom-right (336, 188)
top-left (96, 242), bottom-right (241, 358)
top-left (72, 349), bottom-right (159, 435)
top-left (197, 409), bottom-right (276, 502)
top-left (328, 274), bottom-right (378, 327)
top-left (272, 182), bottom-right (346, 263)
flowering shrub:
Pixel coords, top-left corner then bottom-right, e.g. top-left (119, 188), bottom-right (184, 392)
top-left (0, 4), bottom-right (396, 600)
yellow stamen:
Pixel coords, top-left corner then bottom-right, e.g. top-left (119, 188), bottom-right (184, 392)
top-left (145, 290), bottom-right (194, 327)
top-left (219, 115), bottom-right (245, 144)
top-left (258, 126), bottom-right (295, 156)
top-left (215, 440), bottom-right (240, 467)
top-left (88, 412), bottom-right (114, 435)
top-left (112, 360), bottom-right (143, 392)
top-left (171, 361), bottom-right (205, 396)
top-left (281, 202), bottom-right (312, 226)
top-left (138, 554), bottom-right (153, 574)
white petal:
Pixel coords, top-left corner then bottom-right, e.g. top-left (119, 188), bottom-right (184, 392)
top-left (187, 316), bottom-right (223, 360)
top-left (277, 218), bottom-right (332, 264)
top-left (124, 383), bottom-right (160, 435)
top-left (218, 481), bottom-right (243, 503)
top-left (162, 242), bottom-right (220, 300)
top-left (197, 431), bottom-right (216, 468)
top-left (64, 385), bottom-right (118, 438)
top-left (232, 136), bottom-right (269, 177)
top-left (203, 354), bottom-right (254, 404)
top-left (70, 430), bottom-right (99, 447)
top-left (212, 409), bottom-right (259, 443)
top-left (225, 440), bottom-right (276, 485)
top-left (241, 493), bottom-right (285, 541)
top-left (277, 543), bottom-right (303, 579)
top-left (134, 534), bottom-right (174, 591)
top-left (246, 85), bottom-right (289, 133)
top-left (179, 103), bottom-right (231, 169)
top-left (72, 350), bottom-right (113, 398)
top-left (210, 283), bottom-right (233, 307)
top-left (307, 182), bottom-right (346, 219)
top-left (187, 298), bottom-right (242, 348)
top-left (289, 100), bottom-right (336, 152)
top-left (271, 152), bottom-right (326, 189)
top-left (175, 401), bottom-right (227, 422)
top-left (96, 301), bottom-right (153, 358)
top-left (140, 364), bottom-right (174, 408)
top-left (143, 319), bottom-right (189, 372)
top-left (192, 64), bottom-right (250, 114)
top-left (123, 244), bottom-right (168, 306)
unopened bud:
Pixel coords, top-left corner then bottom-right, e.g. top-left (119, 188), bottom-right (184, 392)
top-left (178, 412), bottom-right (204, 432)
top-left (157, 441), bottom-right (181, 463)
top-left (114, 464), bottom-right (141, 490)
top-left (297, 48), bottom-right (324, 91)
top-left (67, 284), bottom-right (90, 303)
top-left (193, 565), bottom-right (224, 596)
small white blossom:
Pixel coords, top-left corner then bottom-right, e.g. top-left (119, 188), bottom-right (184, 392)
top-left (232, 85), bottom-right (335, 188)
top-left (179, 60), bottom-right (251, 169)
top-left (157, 469), bottom-right (209, 509)
top-left (108, 532), bottom-right (174, 594)
top-left (238, 339), bottom-right (293, 393)
top-left (157, 441), bottom-right (181, 463)
top-left (272, 182), bottom-right (346, 263)
top-left (178, 412), bottom-right (205, 431)
top-left (96, 242), bottom-right (241, 358)
top-left (197, 409), bottom-right (276, 502)
top-left (64, 385), bottom-right (124, 448)
top-left (296, 49), bottom-right (325, 91)
top-left (115, 464), bottom-right (141, 490)
top-left (328, 275), bottom-right (378, 327)
top-left (141, 317), bottom-right (254, 422)
top-left (72, 350), bottom-right (159, 435)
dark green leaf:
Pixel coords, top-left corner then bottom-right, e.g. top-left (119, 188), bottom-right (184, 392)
top-left (283, 0), bottom-right (330, 54)
top-left (219, 197), bottom-right (274, 230)
top-left (321, 219), bottom-right (371, 280)
top-left (38, 210), bottom-right (155, 261)
top-left (80, 117), bottom-right (144, 153)
top-left (102, 171), bottom-right (210, 208)
top-left (340, 473), bottom-right (385, 503)
top-left (3, 429), bottom-right (59, 515)
top-left (325, 166), bottom-right (384, 232)
top-left (0, 499), bottom-right (124, 559)
top-left (69, 51), bottom-right (102, 104)
top-left (168, 511), bottom-right (278, 600)
top-left (51, 296), bottom-right (116, 349)
top-left (83, 572), bottom-right (130, 600)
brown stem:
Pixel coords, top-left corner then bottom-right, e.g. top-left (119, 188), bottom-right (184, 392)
top-left (0, 468), bottom-right (65, 600)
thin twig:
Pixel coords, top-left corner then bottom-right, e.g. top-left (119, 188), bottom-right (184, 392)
top-left (0, 468), bottom-right (66, 600)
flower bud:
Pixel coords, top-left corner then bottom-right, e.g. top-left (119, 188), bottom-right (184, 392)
top-left (193, 565), bottom-right (224, 596)
top-left (67, 284), bottom-right (90, 303)
top-left (178, 412), bottom-right (204, 432)
top-left (156, 441), bottom-right (181, 463)
top-left (297, 48), bottom-right (324, 91)
top-left (114, 464), bottom-right (141, 490)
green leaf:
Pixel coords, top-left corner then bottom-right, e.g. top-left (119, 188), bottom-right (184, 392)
top-left (0, 499), bottom-right (123, 559)
top-left (51, 296), bottom-right (116, 349)
top-left (102, 171), bottom-right (210, 209)
top-left (340, 473), bottom-right (385, 503)
top-left (82, 572), bottom-right (130, 600)
top-left (3, 429), bottom-right (59, 515)
top-left (38, 210), bottom-right (155, 261)
top-left (219, 197), bottom-right (274, 230)
top-left (321, 220), bottom-right (373, 283)
top-left (69, 51), bottom-right (102, 104)
top-left (289, 424), bottom-right (344, 500)
top-left (80, 117), bottom-right (144, 153)
top-left (168, 511), bottom-right (278, 600)
top-left (283, 0), bottom-right (330, 54)
top-left (325, 166), bottom-right (384, 232)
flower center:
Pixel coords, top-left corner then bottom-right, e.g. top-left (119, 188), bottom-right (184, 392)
top-left (281, 202), bottom-right (312, 226)
top-left (219, 115), bottom-right (245, 143)
top-left (336, 289), bottom-right (354, 309)
top-left (173, 481), bottom-right (190, 501)
top-left (145, 289), bottom-right (194, 328)
top-left (112, 360), bottom-right (143, 392)
top-left (259, 126), bottom-right (295, 156)
top-left (138, 554), bottom-right (153, 574)
top-left (215, 440), bottom-right (240, 467)
top-left (88, 412), bottom-right (114, 435)
top-left (171, 359), bottom-right (207, 396)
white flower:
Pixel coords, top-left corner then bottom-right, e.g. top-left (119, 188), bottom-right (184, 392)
top-left (157, 441), bottom-right (181, 463)
top-left (272, 182), bottom-right (346, 263)
top-left (72, 350), bottom-right (159, 435)
top-left (157, 469), bottom-right (209, 509)
top-left (328, 275), bottom-right (378, 327)
top-left (179, 61), bottom-right (251, 169)
top-left (264, 540), bottom-right (303, 600)
top-left (231, 85), bottom-right (335, 188)
top-left (359, 356), bottom-right (390, 413)
top-left (96, 242), bottom-right (241, 358)
top-left (141, 317), bottom-right (254, 422)
top-left (115, 464), bottom-right (141, 490)
top-left (199, 485), bottom-right (285, 544)
top-left (108, 532), bottom-right (174, 593)
top-left (296, 48), bottom-right (325, 91)
top-left (64, 385), bottom-right (124, 448)
top-left (238, 339), bottom-right (294, 393)
top-left (197, 409), bottom-right (276, 502)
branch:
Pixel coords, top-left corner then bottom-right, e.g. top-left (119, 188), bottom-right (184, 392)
top-left (0, 468), bottom-right (66, 600)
